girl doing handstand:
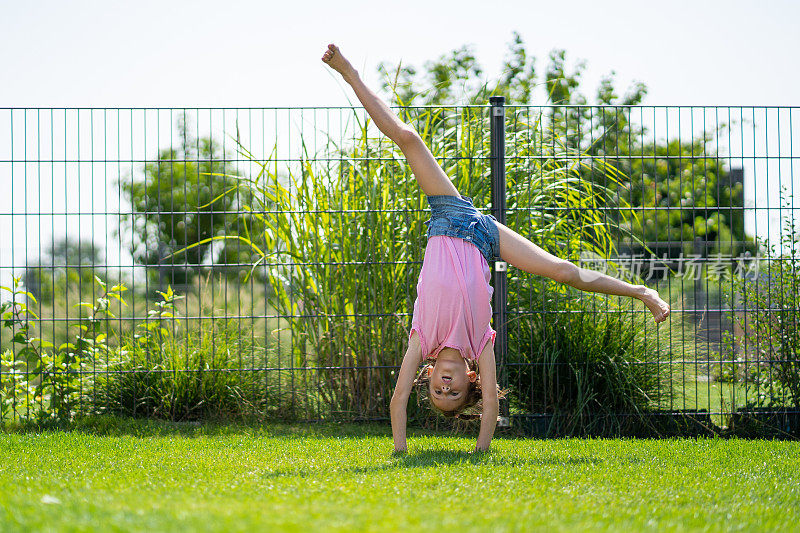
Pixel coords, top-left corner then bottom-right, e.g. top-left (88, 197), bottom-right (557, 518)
top-left (321, 44), bottom-right (670, 453)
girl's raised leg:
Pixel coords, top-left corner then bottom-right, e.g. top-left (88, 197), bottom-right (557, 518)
top-left (496, 222), bottom-right (671, 323)
top-left (321, 43), bottom-right (460, 198)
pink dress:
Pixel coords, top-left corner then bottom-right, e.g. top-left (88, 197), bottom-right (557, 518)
top-left (409, 236), bottom-right (496, 361)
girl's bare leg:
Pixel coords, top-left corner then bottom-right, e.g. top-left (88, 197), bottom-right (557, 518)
top-left (321, 44), bottom-right (460, 198)
top-left (496, 222), bottom-right (671, 323)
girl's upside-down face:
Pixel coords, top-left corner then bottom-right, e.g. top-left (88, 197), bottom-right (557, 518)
top-left (427, 347), bottom-right (476, 412)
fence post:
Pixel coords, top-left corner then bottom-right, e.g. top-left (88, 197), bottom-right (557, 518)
top-left (489, 96), bottom-right (509, 419)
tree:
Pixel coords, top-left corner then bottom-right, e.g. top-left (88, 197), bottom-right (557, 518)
top-left (117, 114), bottom-right (258, 288)
top-left (23, 237), bottom-right (104, 302)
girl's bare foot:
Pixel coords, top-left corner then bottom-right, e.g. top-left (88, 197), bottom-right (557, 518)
top-left (321, 43), bottom-right (357, 81)
top-left (640, 286), bottom-right (671, 324)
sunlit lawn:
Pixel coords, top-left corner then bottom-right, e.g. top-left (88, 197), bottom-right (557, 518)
top-left (676, 378), bottom-right (741, 420)
top-left (1, 418), bottom-right (798, 532)
top-left (675, 376), bottom-right (770, 427)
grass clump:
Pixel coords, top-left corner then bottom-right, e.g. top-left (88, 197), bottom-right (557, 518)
top-left (507, 282), bottom-right (683, 436)
top-left (98, 318), bottom-right (266, 421)
top-left (201, 104), bottom-right (658, 425)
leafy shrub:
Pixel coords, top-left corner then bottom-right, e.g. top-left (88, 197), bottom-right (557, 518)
top-left (95, 286), bottom-right (288, 421)
top-left (722, 194), bottom-right (800, 410)
top-left (1, 278), bottom-right (290, 424)
top-left (1, 276), bottom-right (125, 422)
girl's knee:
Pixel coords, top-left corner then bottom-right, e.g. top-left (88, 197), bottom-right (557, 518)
top-left (395, 127), bottom-right (419, 149)
top-left (553, 261), bottom-right (579, 284)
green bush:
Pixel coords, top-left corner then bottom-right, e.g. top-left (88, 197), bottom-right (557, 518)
top-left (1, 279), bottom-right (296, 424)
top-left (722, 191), bottom-right (800, 410)
top-left (1, 276), bottom-right (125, 422)
top-left (95, 286), bottom-right (299, 421)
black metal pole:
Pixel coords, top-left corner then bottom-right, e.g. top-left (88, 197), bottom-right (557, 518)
top-left (489, 96), bottom-right (509, 419)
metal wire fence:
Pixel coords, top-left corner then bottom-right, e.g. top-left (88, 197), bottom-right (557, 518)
top-left (1, 104), bottom-right (798, 436)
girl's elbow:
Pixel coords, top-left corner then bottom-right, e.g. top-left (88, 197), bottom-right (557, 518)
top-left (390, 392), bottom-right (408, 411)
top-left (483, 395), bottom-right (499, 414)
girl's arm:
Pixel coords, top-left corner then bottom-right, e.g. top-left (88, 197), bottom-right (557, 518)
top-left (390, 333), bottom-right (423, 452)
top-left (475, 346), bottom-right (499, 451)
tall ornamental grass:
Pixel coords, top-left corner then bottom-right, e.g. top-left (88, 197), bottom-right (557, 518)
top-left (507, 282), bottom-right (677, 436)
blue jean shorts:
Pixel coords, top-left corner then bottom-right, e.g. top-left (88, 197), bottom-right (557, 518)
top-left (424, 194), bottom-right (501, 264)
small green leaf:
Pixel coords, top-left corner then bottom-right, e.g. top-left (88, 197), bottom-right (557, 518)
top-left (20, 348), bottom-right (40, 364)
top-left (33, 338), bottom-right (55, 349)
top-left (22, 291), bottom-right (38, 305)
top-left (108, 292), bottom-right (128, 307)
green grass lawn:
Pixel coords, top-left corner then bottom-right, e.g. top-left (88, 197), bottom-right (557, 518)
top-left (675, 378), bottom-right (741, 417)
top-left (674, 377), bottom-right (770, 428)
top-left (1, 418), bottom-right (798, 532)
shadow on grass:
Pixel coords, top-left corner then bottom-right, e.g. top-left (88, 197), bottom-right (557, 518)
top-left (397, 448), bottom-right (602, 467)
top-left (262, 448), bottom-right (603, 479)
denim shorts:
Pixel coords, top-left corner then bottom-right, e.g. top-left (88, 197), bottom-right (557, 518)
top-left (424, 194), bottom-right (501, 264)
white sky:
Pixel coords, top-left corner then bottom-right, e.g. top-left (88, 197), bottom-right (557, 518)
top-left (1, 0), bottom-right (798, 107)
top-left (0, 0), bottom-right (798, 286)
